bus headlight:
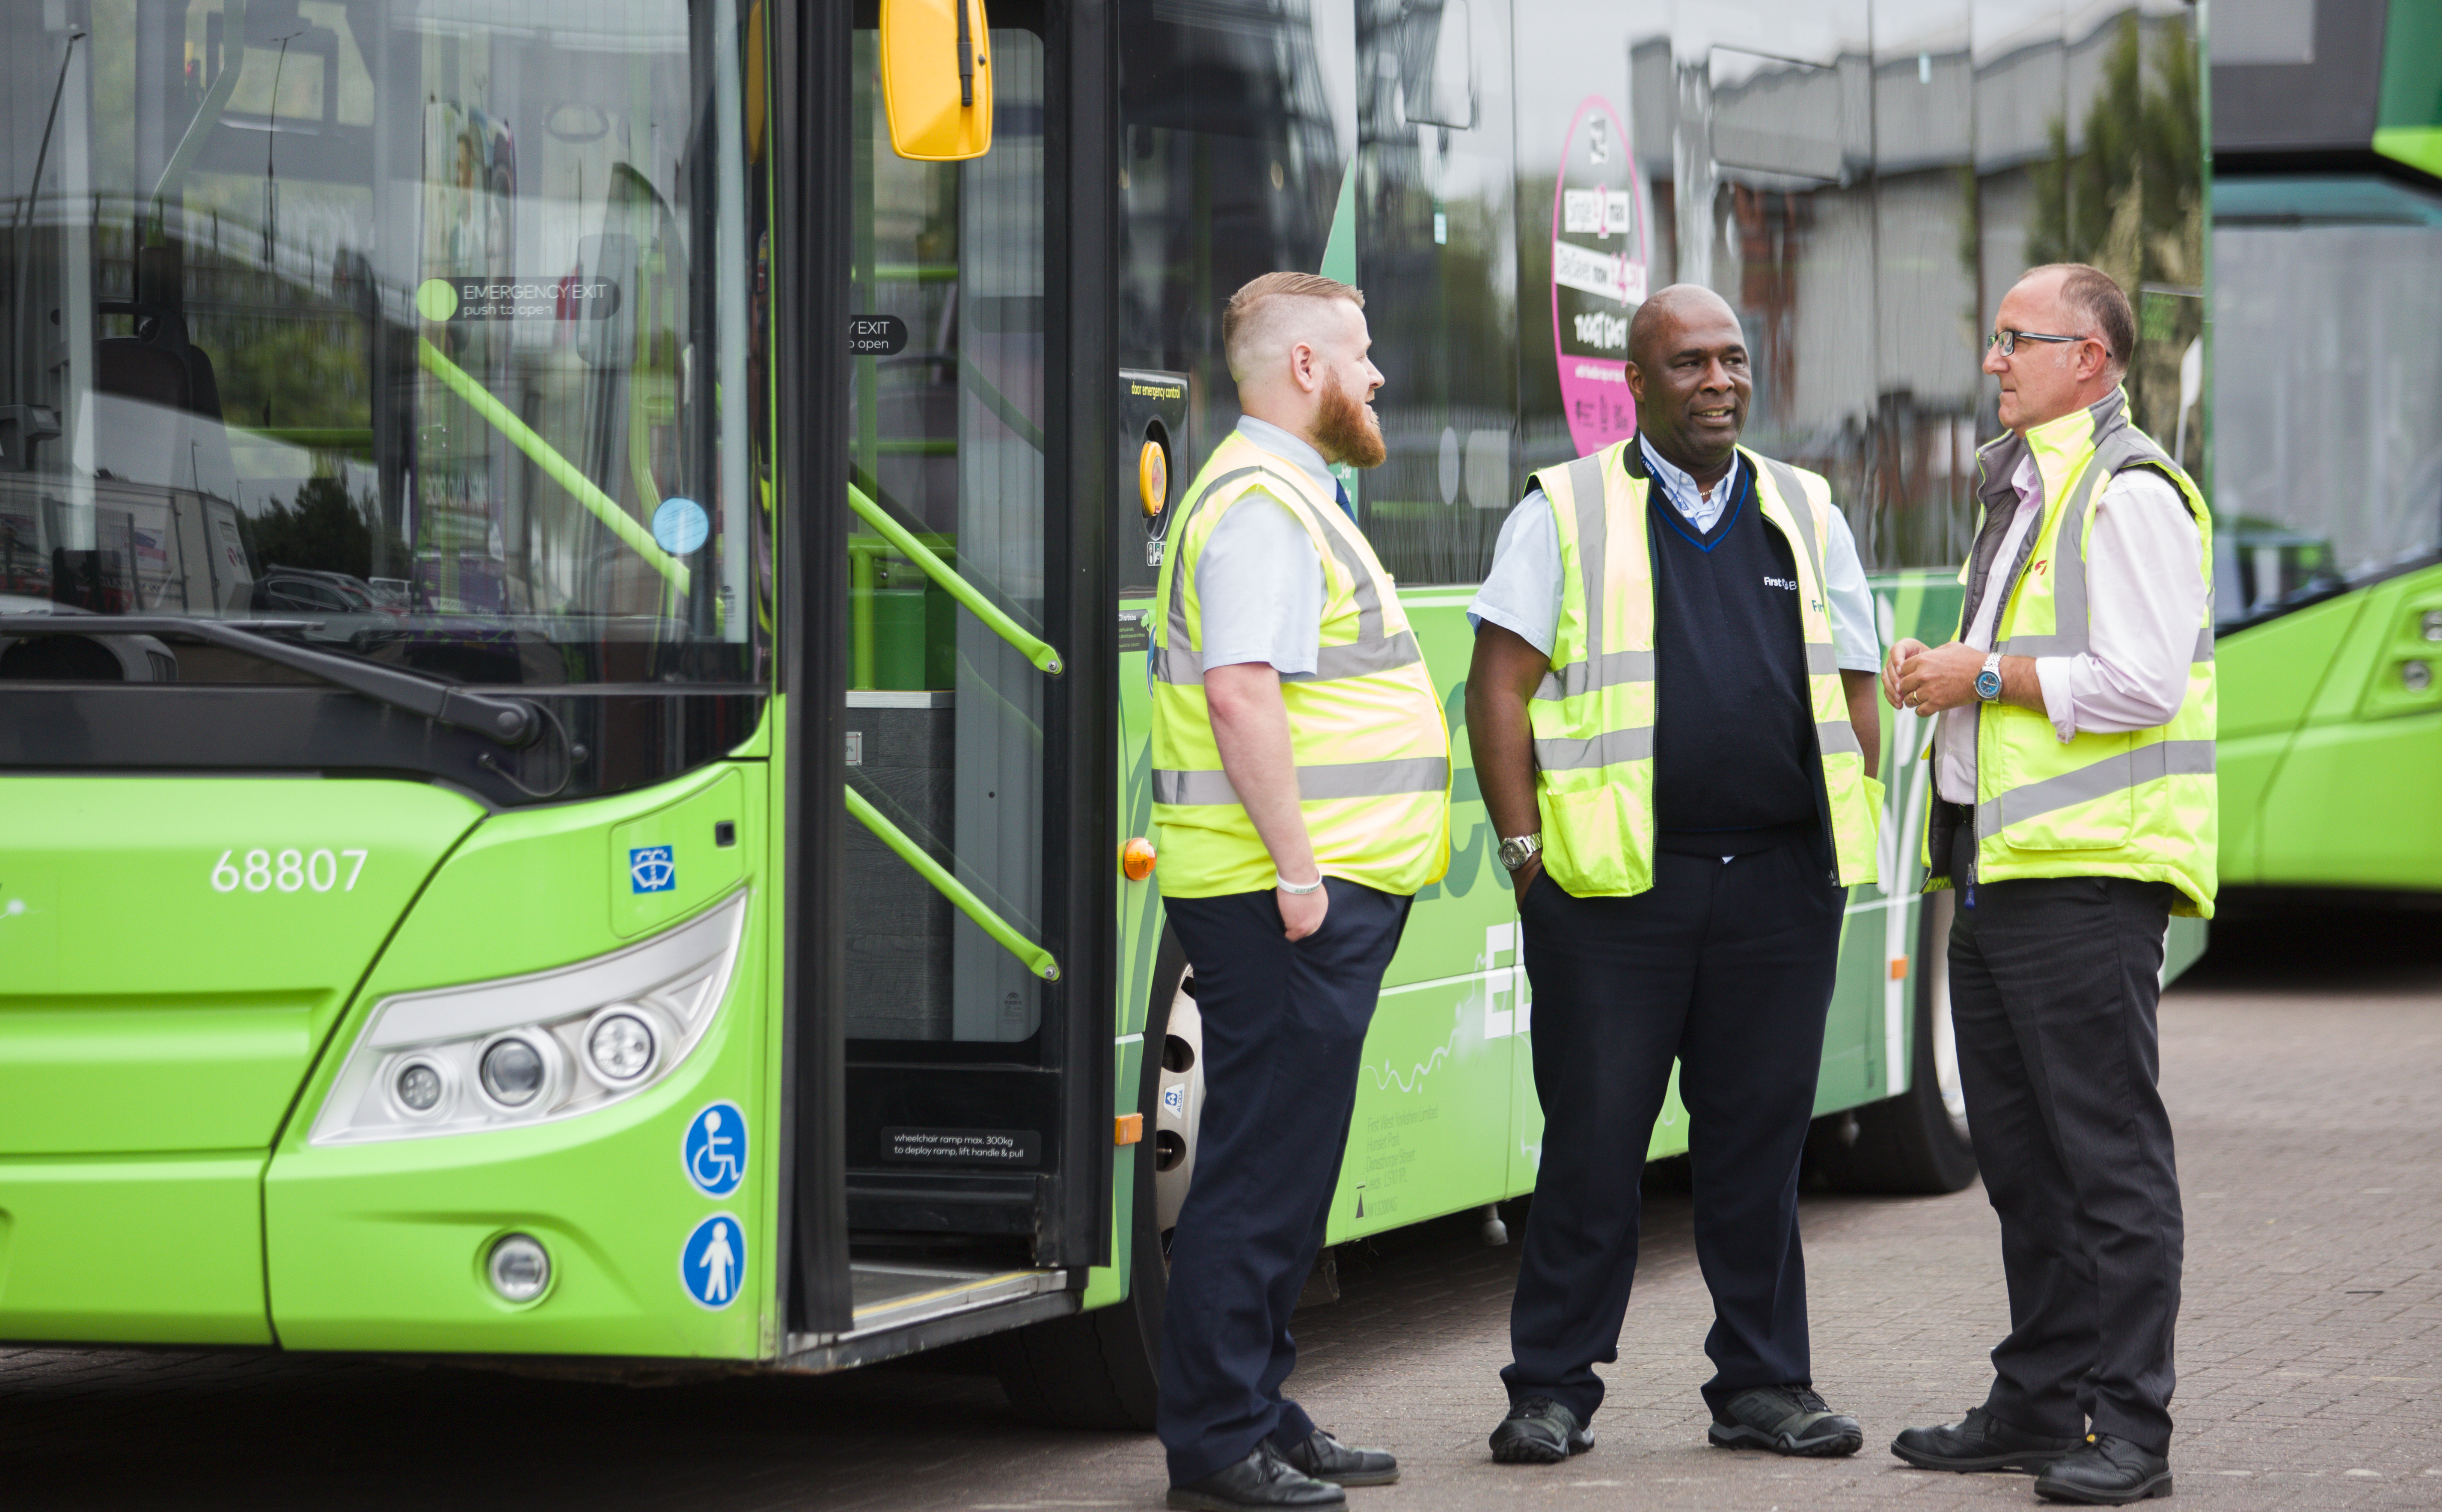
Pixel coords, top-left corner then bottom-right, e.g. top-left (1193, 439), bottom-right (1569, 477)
top-left (584, 1008), bottom-right (660, 1084)
top-left (311, 889), bottom-right (747, 1145)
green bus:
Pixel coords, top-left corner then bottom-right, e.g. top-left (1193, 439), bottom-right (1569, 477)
top-left (2207, 0), bottom-right (2442, 904)
top-left (0, 0), bottom-right (2205, 1425)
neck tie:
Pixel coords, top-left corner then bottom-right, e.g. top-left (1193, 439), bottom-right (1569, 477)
top-left (1334, 479), bottom-right (1355, 522)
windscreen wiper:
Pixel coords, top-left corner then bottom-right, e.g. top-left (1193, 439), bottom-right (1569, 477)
top-left (0, 614), bottom-right (541, 748)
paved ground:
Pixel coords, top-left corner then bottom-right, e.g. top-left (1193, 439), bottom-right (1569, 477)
top-left (5, 905), bottom-right (2438, 1511)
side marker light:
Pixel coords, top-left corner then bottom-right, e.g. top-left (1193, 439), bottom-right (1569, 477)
top-left (1121, 836), bottom-right (1157, 881)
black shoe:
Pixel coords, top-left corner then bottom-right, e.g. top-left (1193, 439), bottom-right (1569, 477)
top-left (1167, 1443), bottom-right (1347, 1511)
top-left (1891, 1405), bottom-right (2084, 1473)
top-left (1707, 1385), bottom-right (1864, 1458)
top-left (1488, 1396), bottom-right (1593, 1464)
top-left (2034, 1435), bottom-right (2173, 1505)
top-left (1270, 1428), bottom-right (1398, 1487)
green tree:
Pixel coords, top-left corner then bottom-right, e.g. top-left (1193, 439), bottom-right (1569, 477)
top-left (2026, 12), bottom-right (2204, 444)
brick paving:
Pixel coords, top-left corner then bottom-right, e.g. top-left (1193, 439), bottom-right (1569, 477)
top-left (3, 907), bottom-right (2437, 1510)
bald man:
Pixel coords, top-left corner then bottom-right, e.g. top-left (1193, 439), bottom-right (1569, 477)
top-left (1465, 286), bottom-right (1884, 1465)
top-left (1150, 272), bottom-right (1451, 1511)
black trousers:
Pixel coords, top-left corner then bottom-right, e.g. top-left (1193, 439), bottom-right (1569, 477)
top-left (1502, 839), bottom-right (1844, 1423)
top-left (1948, 826), bottom-right (2184, 1454)
top-left (1156, 878), bottom-right (1412, 1484)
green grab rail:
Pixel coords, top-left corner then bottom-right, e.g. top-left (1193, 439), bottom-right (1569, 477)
top-left (846, 480), bottom-right (1061, 675)
top-left (417, 336), bottom-right (691, 594)
top-left (846, 786), bottom-right (1061, 982)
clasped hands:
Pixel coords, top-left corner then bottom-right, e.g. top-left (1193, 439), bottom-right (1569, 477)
top-left (1881, 637), bottom-right (1987, 716)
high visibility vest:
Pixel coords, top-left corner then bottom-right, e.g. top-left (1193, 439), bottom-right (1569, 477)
top-left (1926, 389), bottom-right (2217, 917)
top-left (1527, 440), bottom-right (1882, 897)
top-left (1149, 430), bottom-right (1452, 898)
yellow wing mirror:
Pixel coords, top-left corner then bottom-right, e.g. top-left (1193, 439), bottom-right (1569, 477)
top-left (880, 0), bottom-right (994, 162)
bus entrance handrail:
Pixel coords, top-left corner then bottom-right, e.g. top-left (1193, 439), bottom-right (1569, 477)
top-left (847, 481), bottom-right (1062, 676)
top-left (844, 785), bottom-right (1061, 982)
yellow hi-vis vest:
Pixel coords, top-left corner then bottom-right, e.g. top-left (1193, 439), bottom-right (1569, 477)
top-left (1149, 430), bottom-right (1452, 898)
top-left (1527, 439), bottom-right (1882, 897)
top-left (1924, 388), bottom-right (2217, 917)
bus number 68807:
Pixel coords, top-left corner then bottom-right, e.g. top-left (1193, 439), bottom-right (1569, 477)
top-left (210, 850), bottom-right (369, 895)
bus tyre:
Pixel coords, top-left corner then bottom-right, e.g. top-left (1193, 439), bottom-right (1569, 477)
top-left (1806, 889), bottom-right (1979, 1195)
top-left (986, 933), bottom-right (1197, 1429)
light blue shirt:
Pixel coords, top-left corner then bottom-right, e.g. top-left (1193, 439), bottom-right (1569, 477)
top-left (1638, 434), bottom-right (1743, 534)
top-left (1191, 418), bottom-right (1330, 675)
top-left (1468, 449), bottom-right (1881, 672)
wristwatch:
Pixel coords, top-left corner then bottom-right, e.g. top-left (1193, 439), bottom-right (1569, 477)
top-left (1975, 651), bottom-right (2004, 703)
top-left (1497, 833), bottom-right (1543, 873)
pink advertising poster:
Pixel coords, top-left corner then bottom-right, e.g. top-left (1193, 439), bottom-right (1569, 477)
top-left (1550, 97), bottom-right (1649, 456)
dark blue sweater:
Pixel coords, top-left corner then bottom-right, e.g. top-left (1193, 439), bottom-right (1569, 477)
top-left (1639, 449), bottom-right (1823, 855)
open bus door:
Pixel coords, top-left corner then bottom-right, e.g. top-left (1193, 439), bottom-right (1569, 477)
top-left (776, 0), bottom-right (1120, 1364)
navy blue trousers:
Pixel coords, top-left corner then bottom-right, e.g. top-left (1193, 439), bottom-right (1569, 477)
top-left (1502, 839), bottom-right (1843, 1423)
top-left (1156, 878), bottom-right (1411, 1484)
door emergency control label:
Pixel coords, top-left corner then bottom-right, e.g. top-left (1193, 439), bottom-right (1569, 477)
top-left (882, 1127), bottom-right (1041, 1166)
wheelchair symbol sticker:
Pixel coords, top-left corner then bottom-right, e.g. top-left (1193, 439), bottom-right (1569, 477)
top-left (629, 845), bottom-right (676, 894)
top-left (683, 1100), bottom-right (748, 1198)
top-left (680, 1213), bottom-right (745, 1310)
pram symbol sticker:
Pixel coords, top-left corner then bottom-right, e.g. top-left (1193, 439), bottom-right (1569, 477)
top-left (683, 1100), bottom-right (747, 1198)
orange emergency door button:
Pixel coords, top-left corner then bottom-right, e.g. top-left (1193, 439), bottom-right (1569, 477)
top-left (1121, 836), bottom-right (1157, 881)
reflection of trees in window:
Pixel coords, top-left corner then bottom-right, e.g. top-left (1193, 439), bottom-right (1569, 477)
top-left (240, 471), bottom-right (403, 581)
top-left (2026, 12), bottom-right (2202, 446)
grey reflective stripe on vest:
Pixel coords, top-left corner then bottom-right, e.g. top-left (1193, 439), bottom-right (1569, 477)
top-left (1816, 719), bottom-right (1863, 757)
top-left (1151, 755), bottom-right (1451, 806)
top-left (1532, 726), bottom-right (1655, 771)
top-left (1154, 629), bottom-right (1425, 686)
top-left (1535, 647), bottom-right (1656, 701)
top-left (1153, 461), bottom-right (1417, 685)
top-left (1754, 455), bottom-right (1850, 669)
top-left (1976, 737), bottom-right (2215, 835)
top-left (1161, 464), bottom-right (1269, 675)
top-left (1993, 434), bottom-right (2211, 664)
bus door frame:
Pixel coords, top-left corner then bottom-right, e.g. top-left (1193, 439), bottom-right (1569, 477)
top-left (775, 0), bottom-right (1120, 1342)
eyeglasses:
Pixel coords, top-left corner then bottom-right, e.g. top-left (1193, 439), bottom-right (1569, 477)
top-left (1987, 329), bottom-right (2095, 356)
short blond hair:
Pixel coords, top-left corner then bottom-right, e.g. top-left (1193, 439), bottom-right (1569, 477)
top-left (1222, 272), bottom-right (1365, 382)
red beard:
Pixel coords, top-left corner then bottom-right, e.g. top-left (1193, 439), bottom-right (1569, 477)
top-left (1312, 373), bottom-right (1387, 469)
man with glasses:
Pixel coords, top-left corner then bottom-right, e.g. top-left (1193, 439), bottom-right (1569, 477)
top-left (1884, 264), bottom-right (2215, 1506)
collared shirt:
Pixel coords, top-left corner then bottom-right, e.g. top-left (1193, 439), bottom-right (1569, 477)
top-left (1637, 433), bottom-right (1744, 535)
top-left (1468, 448), bottom-right (1881, 673)
top-left (1192, 417), bottom-right (1331, 675)
top-left (1932, 452), bottom-right (2207, 804)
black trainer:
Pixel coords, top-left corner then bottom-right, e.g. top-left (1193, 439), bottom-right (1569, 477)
top-left (1488, 1396), bottom-right (1593, 1464)
top-left (2034, 1434), bottom-right (2174, 1505)
top-left (1270, 1428), bottom-right (1398, 1487)
top-left (1167, 1442), bottom-right (1346, 1512)
top-left (1892, 1406), bottom-right (2084, 1474)
top-left (1707, 1385), bottom-right (1864, 1457)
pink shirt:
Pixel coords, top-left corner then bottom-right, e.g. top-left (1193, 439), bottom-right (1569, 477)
top-left (1933, 453), bottom-right (2207, 805)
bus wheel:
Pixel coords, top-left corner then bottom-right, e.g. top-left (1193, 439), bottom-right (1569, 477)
top-left (985, 933), bottom-right (1194, 1429)
top-left (1807, 889), bottom-right (1979, 1195)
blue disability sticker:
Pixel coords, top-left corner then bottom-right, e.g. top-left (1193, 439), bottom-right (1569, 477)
top-left (683, 1100), bottom-right (748, 1198)
top-left (629, 845), bottom-right (676, 893)
top-left (652, 496), bottom-right (710, 555)
top-left (680, 1213), bottom-right (746, 1310)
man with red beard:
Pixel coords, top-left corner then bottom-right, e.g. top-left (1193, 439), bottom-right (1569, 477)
top-left (1149, 272), bottom-right (1453, 1511)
